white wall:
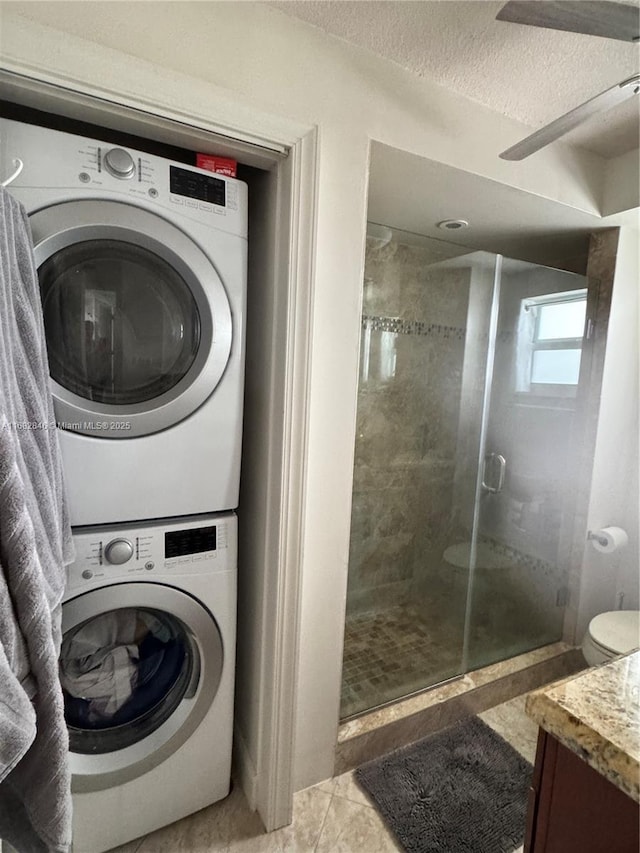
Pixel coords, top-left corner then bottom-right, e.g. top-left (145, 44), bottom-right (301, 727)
top-left (576, 225), bottom-right (640, 637)
top-left (1, 1), bottom-right (637, 792)
top-left (604, 149), bottom-right (640, 216)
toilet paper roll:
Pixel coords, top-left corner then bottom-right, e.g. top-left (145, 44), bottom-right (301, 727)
top-left (590, 526), bottom-right (629, 554)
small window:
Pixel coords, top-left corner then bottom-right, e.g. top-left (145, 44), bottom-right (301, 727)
top-left (516, 290), bottom-right (587, 396)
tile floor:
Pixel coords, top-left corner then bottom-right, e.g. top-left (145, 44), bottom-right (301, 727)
top-left (109, 692), bottom-right (537, 853)
top-left (341, 604), bottom-right (464, 718)
top-left (341, 593), bottom-right (557, 719)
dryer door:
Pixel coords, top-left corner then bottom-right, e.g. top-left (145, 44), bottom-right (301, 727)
top-left (60, 582), bottom-right (224, 792)
top-left (31, 200), bottom-right (233, 438)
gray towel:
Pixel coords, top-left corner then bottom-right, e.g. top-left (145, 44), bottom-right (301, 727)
top-left (0, 186), bottom-right (74, 853)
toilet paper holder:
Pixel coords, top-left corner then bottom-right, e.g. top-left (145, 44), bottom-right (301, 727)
top-left (586, 526), bottom-right (629, 553)
top-left (587, 530), bottom-right (609, 547)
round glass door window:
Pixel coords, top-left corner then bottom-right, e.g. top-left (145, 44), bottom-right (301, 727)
top-left (60, 607), bottom-right (196, 754)
top-left (39, 240), bottom-right (201, 406)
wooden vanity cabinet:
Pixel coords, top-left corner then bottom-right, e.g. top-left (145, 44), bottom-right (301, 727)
top-left (524, 730), bottom-right (640, 853)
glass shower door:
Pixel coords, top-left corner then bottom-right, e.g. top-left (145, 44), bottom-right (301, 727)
top-left (343, 227), bottom-right (501, 718)
top-left (343, 223), bottom-right (590, 721)
top-left (463, 258), bottom-right (588, 672)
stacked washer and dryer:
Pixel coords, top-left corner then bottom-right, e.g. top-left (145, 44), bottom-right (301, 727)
top-left (1, 118), bottom-right (248, 852)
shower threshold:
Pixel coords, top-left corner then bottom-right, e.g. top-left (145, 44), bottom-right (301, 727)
top-left (335, 641), bottom-right (585, 774)
top-left (340, 671), bottom-right (464, 724)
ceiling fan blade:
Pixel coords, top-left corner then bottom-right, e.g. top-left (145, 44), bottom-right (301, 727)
top-left (500, 75), bottom-right (640, 160)
top-left (497, 1), bottom-right (640, 42)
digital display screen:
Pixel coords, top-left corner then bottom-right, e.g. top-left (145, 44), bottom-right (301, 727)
top-left (165, 525), bottom-right (216, 558)
top-left (170, 166), bottom-right (226, 206)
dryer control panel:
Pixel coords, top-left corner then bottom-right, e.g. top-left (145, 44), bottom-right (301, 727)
top-left (0, 117), bottom-right (248, 240)
top-left (67, 512), bottom-right (236, 591)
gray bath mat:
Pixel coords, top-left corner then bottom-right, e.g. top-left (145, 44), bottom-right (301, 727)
top-left (355, 716), bottom-right (532, 853)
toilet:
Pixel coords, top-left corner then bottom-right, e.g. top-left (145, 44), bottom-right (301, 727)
top-left (582, 610), bottom-right (640, 666)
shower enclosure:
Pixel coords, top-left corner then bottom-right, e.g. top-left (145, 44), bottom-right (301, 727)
top-left (342, 225), bottom-right (588, 719)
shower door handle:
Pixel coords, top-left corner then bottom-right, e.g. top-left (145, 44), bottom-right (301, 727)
top-left (482, 453), bottom-right (506, 493)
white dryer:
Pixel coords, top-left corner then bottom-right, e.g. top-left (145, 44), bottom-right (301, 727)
top-left (0, 118), bottom-right (247, 525)
top-left (61, 513), bottom-right (236, 852)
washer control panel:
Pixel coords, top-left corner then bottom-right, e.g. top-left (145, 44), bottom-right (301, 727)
top-left (76, 140), bottom-right (158, 191)
top-left (67, 512), bottom-right (236, 590)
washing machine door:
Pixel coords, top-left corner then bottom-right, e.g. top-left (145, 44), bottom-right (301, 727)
top-left (60, 582), bottom-right (224, 792)
top-left (31, 200), bottom-right (233, 438)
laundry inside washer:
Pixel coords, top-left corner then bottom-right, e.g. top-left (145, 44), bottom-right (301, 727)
top-left (60, 608), bottom-right (193, 754)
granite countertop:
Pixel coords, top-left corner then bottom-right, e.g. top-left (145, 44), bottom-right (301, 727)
top-left (525, 649), bottom-right (640, 802)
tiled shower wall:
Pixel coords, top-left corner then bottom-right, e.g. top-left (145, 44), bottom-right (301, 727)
top-left (347, 236), bottom-right (471, 614)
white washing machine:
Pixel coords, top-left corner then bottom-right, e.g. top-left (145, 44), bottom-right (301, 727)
top-left (0, 118), bottom-right (247, 525)
top-left (61, 513), bottom-right (236, 852)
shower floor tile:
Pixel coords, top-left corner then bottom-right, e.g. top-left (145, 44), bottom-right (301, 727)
top-left (341, 604), bottom-right (465, 718)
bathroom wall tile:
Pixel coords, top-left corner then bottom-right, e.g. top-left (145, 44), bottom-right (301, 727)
top-left (350, 235), bottom-right (472, 615)
top-left (345, 580), bottom-right (410, 614)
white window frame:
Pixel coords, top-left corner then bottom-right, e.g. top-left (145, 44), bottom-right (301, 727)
top-left (517, 289), bottom-right (587, 398)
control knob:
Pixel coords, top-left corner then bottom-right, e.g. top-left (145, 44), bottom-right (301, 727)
top-left (104, 537), bottom-right (134, 565)
top-left (104, 148), bottom-right (136, 180)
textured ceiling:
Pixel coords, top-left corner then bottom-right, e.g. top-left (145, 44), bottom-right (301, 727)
top-left (269, 0), bottom-right (640, 158)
